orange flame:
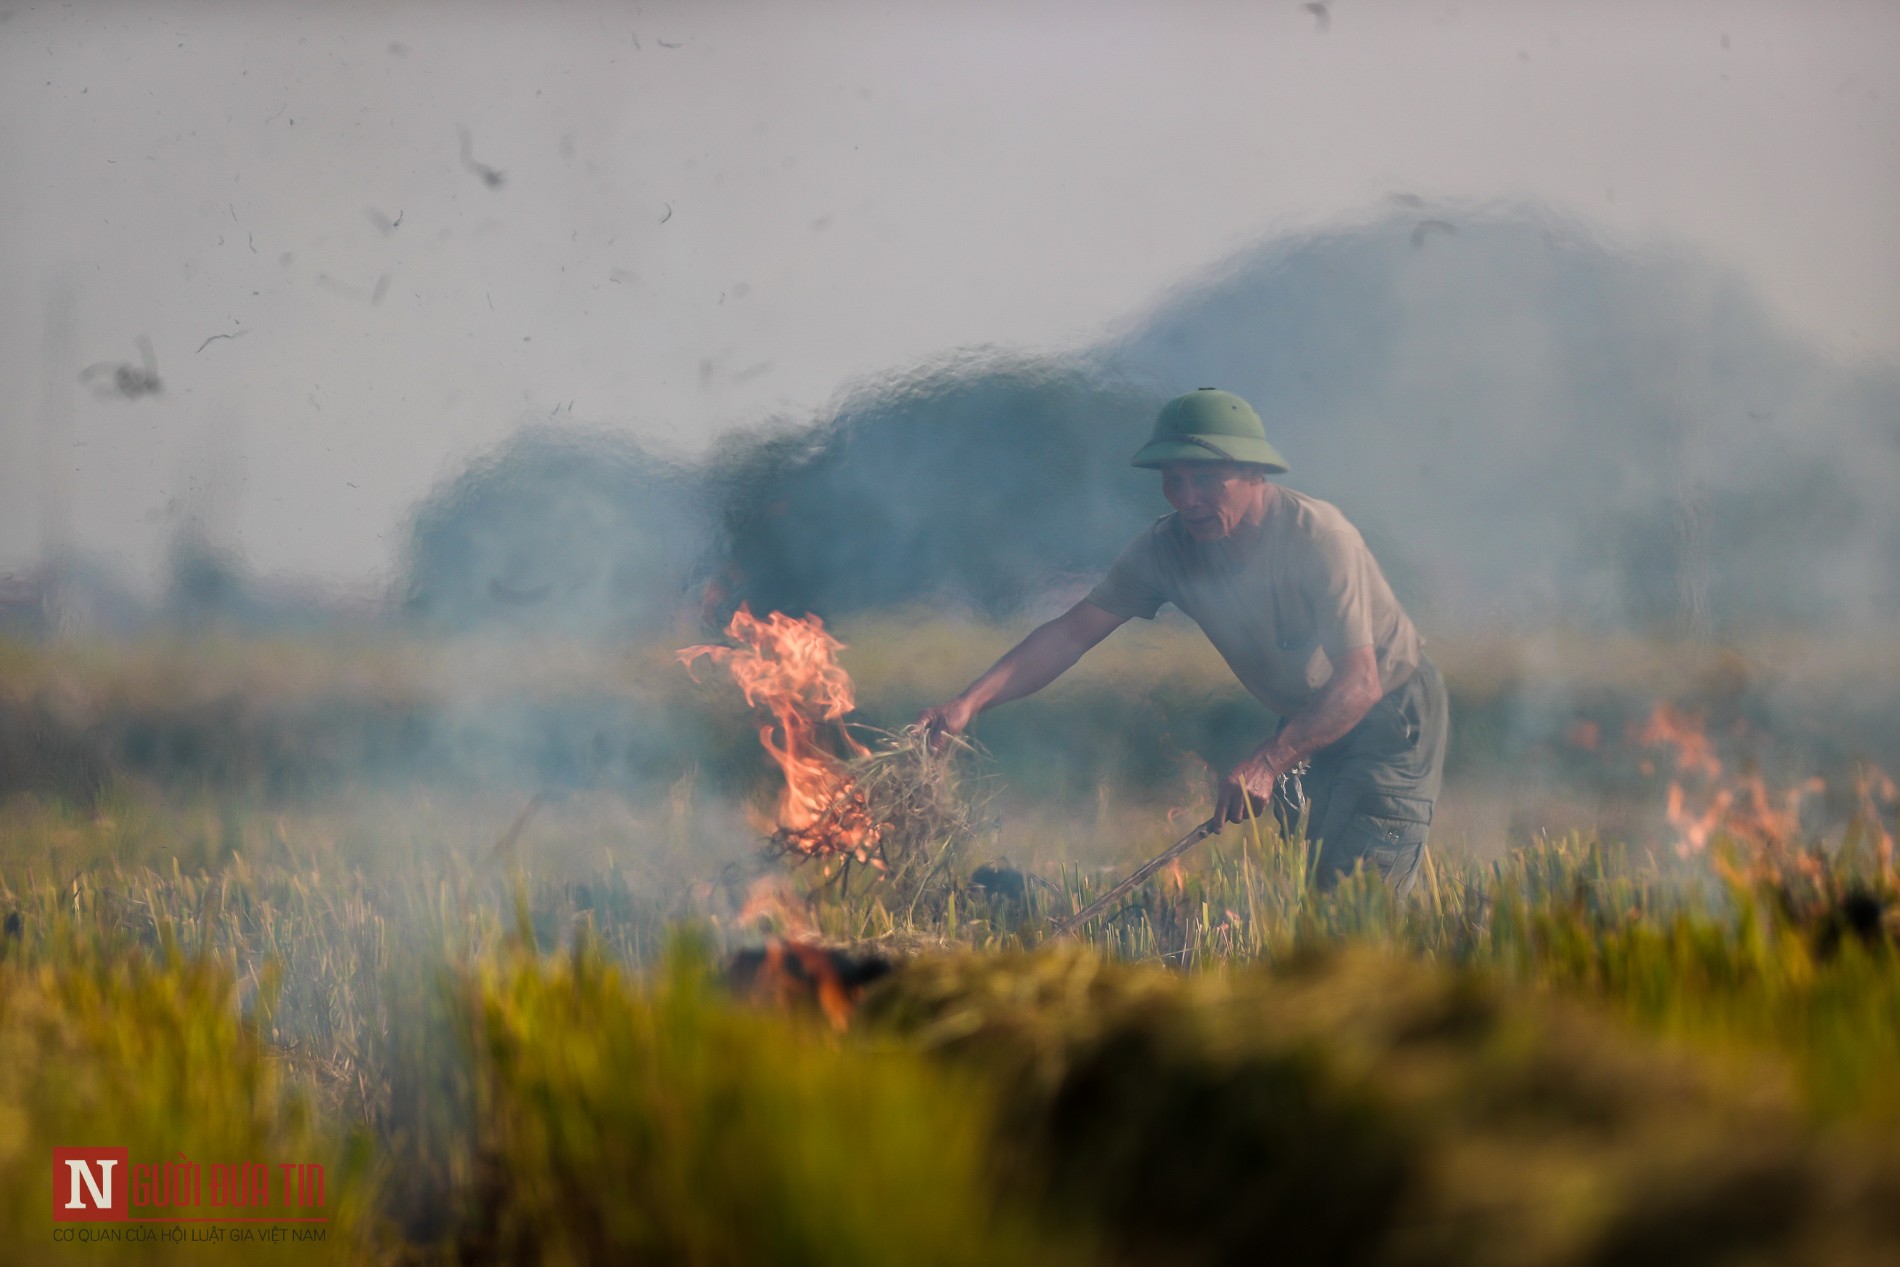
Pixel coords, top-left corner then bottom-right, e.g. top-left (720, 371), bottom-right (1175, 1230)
top-left (727, 937), bottom-right (868, 1031)
top-left (1634, 702), bottom-right (1723, 781)
top-left (1565, 719), bottom-right (1602, 752)
top-left (1634, 701), bottom-right (1825, 865)
top-left (734, 873), bottom-right (818, 938)
top-left (1621, 702), bottom-right (1898, 891)
top-left (1854, 764), bottom-right (1899, 880)
top-left (679, 606), bottom-right (884, 863)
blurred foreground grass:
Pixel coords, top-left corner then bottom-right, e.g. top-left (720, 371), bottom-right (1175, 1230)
top-left (1, 625), bottom-right (1898, 1262)
top-left (4, 792), bottom-right (1897, 1263)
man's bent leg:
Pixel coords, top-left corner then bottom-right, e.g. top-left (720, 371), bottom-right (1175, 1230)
top-left (1301, 657), bottom-right (1449, 899)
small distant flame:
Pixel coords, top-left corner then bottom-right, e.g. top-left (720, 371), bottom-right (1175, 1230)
top-left (1623, 701), bottom-right (1899, 892)
top-left (1634, 702), bottom-right (1723, 781)
top-left (679, 606), bottom-right (884, 864)
top-left (734, 873), bottom-right (818, 938)
top-left (1853, 764), bottom-right (1899, 880)
top-left (1633, 702), bottom-right (1821, 861)
top-left (1565, 719), bottom-right (1601, 752)
top-left (737, 940), bottom-right (859, 1031)
top-left (725, 935), bottom-right (893, 1032)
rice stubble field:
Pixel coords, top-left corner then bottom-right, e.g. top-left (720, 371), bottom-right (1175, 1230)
top-left (3, 620), bottom-right (1899, 1264)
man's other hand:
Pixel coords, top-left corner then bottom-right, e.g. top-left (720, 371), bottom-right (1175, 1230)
top-left (1216, 754), bottom-right (1280, 826)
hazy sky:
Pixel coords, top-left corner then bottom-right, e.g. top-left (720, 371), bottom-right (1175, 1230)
top-left (3, 0), bottom-right (1896, 590)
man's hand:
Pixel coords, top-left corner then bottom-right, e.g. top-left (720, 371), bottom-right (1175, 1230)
top-left (1215, 646), bottom-right (1382, 824)
top-left (914, 695), bottom-right (977, 753)
top-left (1216, 752), bottom-right (1282, 826)
top-left (912, 602), bottom-right (1127, 754)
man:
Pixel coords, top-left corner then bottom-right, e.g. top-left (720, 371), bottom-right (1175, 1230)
top-left (918, 388), bottom-right (1447, 895)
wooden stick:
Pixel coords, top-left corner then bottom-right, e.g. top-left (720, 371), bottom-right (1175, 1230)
top-left (1047, 816), bottom-right (1222, 939)
top-left (489, 791), bottom-right (548, 862)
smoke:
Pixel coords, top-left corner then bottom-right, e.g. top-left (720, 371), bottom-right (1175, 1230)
top-left (402, 426), bottom-right (708, 638)
top-left (669, 205), bottom-right (1896, 637)
top-left (705, 356), bottom-right (1163, 620)
top-left (1095, 205), bottom-right (1900, 635)
top-left (390, 204), bottom-right (1900, 644)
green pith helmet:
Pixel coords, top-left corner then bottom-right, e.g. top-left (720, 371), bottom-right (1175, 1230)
top-left (1131, 388), bottom-right (1289, 472)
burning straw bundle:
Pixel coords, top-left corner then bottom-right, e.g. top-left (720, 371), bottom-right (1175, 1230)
top-left (680, 608), bottom-right (989, 920)
top-left (813, 725), bottom-right (989, 917)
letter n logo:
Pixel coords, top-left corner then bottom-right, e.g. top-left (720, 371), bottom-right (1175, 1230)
top-left (52, 1149), bottom-right (129, 1222)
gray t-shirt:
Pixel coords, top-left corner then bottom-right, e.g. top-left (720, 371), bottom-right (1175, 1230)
top-left (1085, 487), bottom-right (1422, 717)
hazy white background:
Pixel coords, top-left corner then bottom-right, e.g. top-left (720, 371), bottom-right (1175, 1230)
top-left (3, 0), bottom-right (1896, 590)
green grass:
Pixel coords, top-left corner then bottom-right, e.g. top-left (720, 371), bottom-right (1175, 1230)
top-left (464, 935), bottom-right (1067, 1267)
top-left (864, 943), bottom-right (1900, 1266)
top-left (0, 926), bottom-right (374, 1263)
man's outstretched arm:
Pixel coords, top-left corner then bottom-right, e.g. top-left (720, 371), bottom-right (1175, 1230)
top-left (916, 600), bottom-right (1128, 741)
